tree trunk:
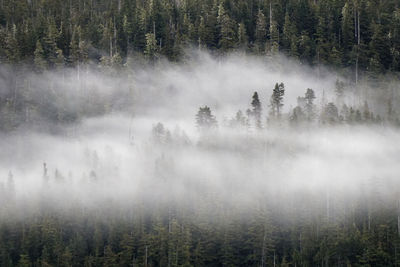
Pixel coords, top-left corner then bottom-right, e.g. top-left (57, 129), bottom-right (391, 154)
top-left (145, 245), bottom-right (148, 267)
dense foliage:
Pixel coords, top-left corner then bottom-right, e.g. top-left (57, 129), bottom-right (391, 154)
top-left (0, 196), bottom-right (399, 267)
top-left (0, 0), bottom-right (399, 74)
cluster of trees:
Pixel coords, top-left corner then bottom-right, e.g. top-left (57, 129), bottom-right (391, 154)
top-left (195, 80), bottom-right (399, 134)
top-left (0, 68), bottom-right (136, 132)
top-left (0, 180), bottom-right (399, 266)
top-left (0, 0), bottom-right (399, 74)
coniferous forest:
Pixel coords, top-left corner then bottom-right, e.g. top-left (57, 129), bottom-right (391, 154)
top-left (0, 0), bottom-right (399, 72)
top-left (1, 1), bottom-right (400, 267)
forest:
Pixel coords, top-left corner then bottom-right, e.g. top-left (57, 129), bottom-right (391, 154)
top-left (0, 0), bottom-right (399, 74)
top-left (1, 0), bottom-right (400, 267)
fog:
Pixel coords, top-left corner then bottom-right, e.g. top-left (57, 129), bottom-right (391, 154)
top-left (1, 51), bottom-right (399, 222)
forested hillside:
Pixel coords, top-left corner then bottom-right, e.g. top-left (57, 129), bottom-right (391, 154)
top-left (1, 1), bottom-right (400, 267)
top-left (0, 0), bottom-right (399, 74)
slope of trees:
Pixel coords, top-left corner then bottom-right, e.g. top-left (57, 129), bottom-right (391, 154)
top-left (0, 200), bottom-right (398, 267)
top-left (0, 0), bottom-right (399, 75)
top-left (0, 114), bottom-right (399, 266)
top-left (204, 82), bottom-right (397, 133)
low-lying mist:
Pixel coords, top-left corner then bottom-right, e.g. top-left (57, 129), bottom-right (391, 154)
top-left (0, 51), bottom-right (399, 222)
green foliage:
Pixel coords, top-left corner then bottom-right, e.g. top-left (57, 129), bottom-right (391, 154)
top-left (0, 197), bottom-right (399, 267)
top-left (0, 0), bottom-right (398, 74)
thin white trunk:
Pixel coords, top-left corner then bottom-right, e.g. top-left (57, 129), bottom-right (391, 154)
top-left (114, 17), bottom-right (117, 55)
top-left (110, 36), bottom-right (113, 57)
top-left (269, 2), bottom-right (272, 26)
top-left (273, 251), bottom-right (276, 267)
top-left (354, 7), bottom-right (357, 39)
top-left (358, 11), bottom-right (360, 45)
top-left (368, 211), bottom-right (371, 231)
top-left (355, 6), bottom-right (360, 85)
top-left (261, 228), bottom-right (266, 267)
top-left (145, 246), bottom-right (148, 267)
top-left (326, 188), bottom-right (330, 221)
top-left (398, 199), bottom-right (400, 237)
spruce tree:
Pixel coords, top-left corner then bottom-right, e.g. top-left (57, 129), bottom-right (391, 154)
top-left (34, 40), bottom-right (47, 72)
top-left (195, 106), bottom-right (218, 133)
top-left (251, 91), bottom-right (262, 129)
top-left (255, 9), bottom-right (267, 52)
top-left (269, 83), bottom-right (285, 118)
top-left (304, 88), bottom-right (316, 122)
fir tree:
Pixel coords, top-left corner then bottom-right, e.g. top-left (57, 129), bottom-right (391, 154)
top-left (251, 91), bottom-right (262, 129)
top-left (269, 83), bottom-right (285, 118)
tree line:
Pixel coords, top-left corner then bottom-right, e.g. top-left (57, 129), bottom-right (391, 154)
top-left (0, 0), bottom-right (399, 76)
top-left (194, 81), bottom-right (399, 135)
top-left (0, 170), bottom-right (399, 266)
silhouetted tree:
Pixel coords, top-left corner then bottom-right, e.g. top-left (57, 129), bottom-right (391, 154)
top-left (196, 106), bottom-right (217, 133)
top-left (251, 92), bottom-right (262, 129)
top-left (270, 83), bottom-right (285, 118)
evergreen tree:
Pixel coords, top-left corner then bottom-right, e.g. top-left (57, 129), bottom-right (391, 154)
top-left (321, 102), bottom-right (339, 124)
top-left (195, 106), bottom-right (218, 133)
top-left (255, 9), bottom-right (267, 53)
top-left (217, 4), bottom-right (237, 51)
top-left (304, 88), bottom-right (316, 122)
top-left (269, 82), bottom-right (285, 118)
top-left (251, 91), bottom-right (262, 129)
top-left (34, 40), bottom-right (47, 72)
top-left (237, 22), bottom-right (248, 49)
top-left (145, 32), bottom-right (158, 60)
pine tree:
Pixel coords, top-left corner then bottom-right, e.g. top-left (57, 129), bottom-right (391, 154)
top-left (43, 19), bottom-right (59, 67)
top-left (4, 25), bottom-right (20, 63)
top-left (34, 40), bottom-right (47, 72)
top-left (363, 101), bottom-right (371, 122)
top-left (251, 91), bottom-right (262, 129)
top-left (282, 11), bottom-right (295, 53)
top-left (269, 83), bottom-right (285, 118)
top-left (144, 32), bottom-right (158, 60)
top-left (304, 88), bottom-right (316, 122)
top-left (217, 3), bottom-right (237, 51)
top-left (152, 122), bottom-right (166, 144)
top-left (255, 9), bottom-right (267, 53)
top-left (195, 106), bottom-right (218, 133)
top-left (322, 102), bottom-right (339, 124)
top-left (268, 4), bottom-right (279, 55)
top-left (335, 79), bottom-right (345, 105)
top-left (237, 22), bottom-right (248, 49)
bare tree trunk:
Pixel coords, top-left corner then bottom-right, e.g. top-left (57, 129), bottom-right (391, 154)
top-left (13, 73), bottom-right (17, 113)
top-left (398, 199), bottom-right (400, 237)
top-left (269, 2), bottom-right (272, 28)
top-left (356, 50), bottom-right (359, 85)
top-left (326, 187), bottom-right (330, 221)
top-left (354, 7), bottom-right (357, 39)
top-left (114, 17), bottom-right (117, 55)
top-left (317, 50), bottom-right (320, 79)
top-left (261, 228), bottom-right (266, 267)
top-left (110, 36), bottom-right (113, 58)
top-left (145, 246), bottom-right (148, 267)
top-left (273, 251), bottom-right (276, 267)
top-left (358, 11), bottom-right (360, 45)
top-left (355, 6), bottom-right (360, 85)
top-left (368, 210), bottom-right (371, 231)
top-left (77, 63), bottom-right (80, 86)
